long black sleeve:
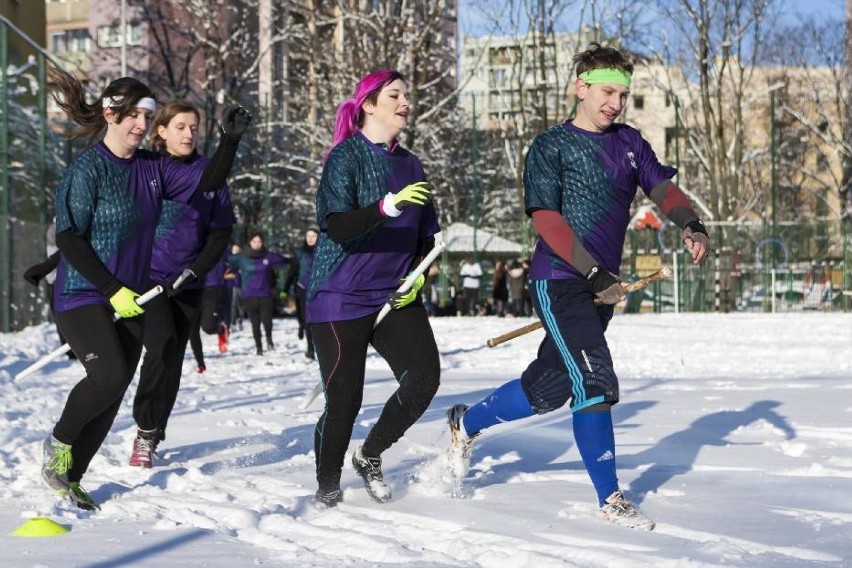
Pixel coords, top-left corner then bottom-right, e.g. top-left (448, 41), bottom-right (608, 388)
top-left (188, 228), bottom-right (231, 279)
top-left (196, 138), bottom-right (240, 194)
top-left (55, 230), bottom-right (122, 297)
top-left (326, 202), bottom-right (386, 244)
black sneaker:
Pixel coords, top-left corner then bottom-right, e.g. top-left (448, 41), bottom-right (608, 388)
top-left (351, 446), bottom-right (391, 503)
top-left (315, 488), bottom-right (343, 507)
top-left (67, 482), bottom-right (100, 511)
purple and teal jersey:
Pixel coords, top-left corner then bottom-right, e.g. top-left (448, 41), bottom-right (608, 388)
top-left (54, 143), bottom-right (208, 312)
top-left (307, 133), bottom-right (440, 323)
top-left (524, 122), bottom-right (676, 280)
top-left (295, 248), bottom-right (315, 290)
top-left (149, 154), bottom-right (235, 288)
top-left (228, 251), bottom-right (288, 298)
top-left (204, 257), bottom-right (227, 287)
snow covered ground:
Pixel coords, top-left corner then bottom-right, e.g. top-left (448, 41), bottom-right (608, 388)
top-left (0, 311), bottom-right (850, 567)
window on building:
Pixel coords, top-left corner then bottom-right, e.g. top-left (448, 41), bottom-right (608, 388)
top-left (50, 29), bottom-right (90, 54)
top-left (633, 95), bottom-right (644, 110)
top-left (97, 23), bottom-right (143, 48)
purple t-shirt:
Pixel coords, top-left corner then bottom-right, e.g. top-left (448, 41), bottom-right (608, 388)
top-left (149, 154), bottom-right (235, 288)
top-left (227, 250), bottom-right (289, 298)
top-left (204, 257), bottom-right (227, 287)
top-left (54, 144), bottom-right (207, 312)
top-left (524, 122), bottom-right (676, 280)
top-left (306, 133), bottom-right (440, 323)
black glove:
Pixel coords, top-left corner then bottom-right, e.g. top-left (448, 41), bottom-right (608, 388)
top-left (220, 105), bottom-right (253, 141)
top-left (23, 252), bottom-right (60, 286)
top-left (167, 268), bottom-right (197, 297)
top-left (586, 265), bottom-right (625, 305)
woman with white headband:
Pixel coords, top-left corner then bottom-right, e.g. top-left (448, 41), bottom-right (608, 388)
top-left (40, 66), bottom-right (251, 510)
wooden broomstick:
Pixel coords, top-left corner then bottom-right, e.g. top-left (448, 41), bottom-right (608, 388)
top-left (486, 266), bottom-right (673, 348)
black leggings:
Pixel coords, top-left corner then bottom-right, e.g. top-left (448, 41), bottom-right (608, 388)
top-left (188, 285), bottom-right (227, 367)
top-left (309, 306), bottom-right (441, 489)
top-left (295, 286), bottom-right (314, 356)
top-left (134, 287), bottom-right (203, 439)
top-left (243, 296), bottom-right (274, 351)
top-left (55, 304), bottom-right (145, 482)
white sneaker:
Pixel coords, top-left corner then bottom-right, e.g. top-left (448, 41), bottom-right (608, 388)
top-left (600, 490), bottom-right (655, 531)
top-left (446, 404), bottom-right (478, 480)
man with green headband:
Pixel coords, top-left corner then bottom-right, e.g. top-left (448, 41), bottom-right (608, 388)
top-left (444, 43), bottom-right (710, 530)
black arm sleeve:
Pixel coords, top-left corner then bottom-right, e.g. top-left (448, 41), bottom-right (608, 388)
top-left (24, 252), bottom-right (60, 285)
top-left (55, 230), bottom-right (122, 297)
top-left (326, 202), bottom-right (386, 244)
top-left (188, 228), bottom-right (231, 279)
top-left (196, 138), bottom-right (240, 194)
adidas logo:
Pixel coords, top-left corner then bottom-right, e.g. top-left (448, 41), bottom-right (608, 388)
top-left (596, 450), bottom-right (614, 462)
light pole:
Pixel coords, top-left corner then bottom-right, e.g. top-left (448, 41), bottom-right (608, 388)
top-left (770, 89), bottom-right (777, 266)
top-left (120, 0), bottom-right (127, 76)
top-left (470, 93), bottom-right (479, 261)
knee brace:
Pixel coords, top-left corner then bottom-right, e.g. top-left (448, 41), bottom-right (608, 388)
top-left (521, 368), bottom-right (573, 414)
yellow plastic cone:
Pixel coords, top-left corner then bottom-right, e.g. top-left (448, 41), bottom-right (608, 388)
top-left (12, 517), bottom-right (69, 537)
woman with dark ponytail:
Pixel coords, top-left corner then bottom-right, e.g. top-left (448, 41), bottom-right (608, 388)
top-left (307, 70), bottom-right (441, 507)
top-left (40, 66), bottom-right (250, 510)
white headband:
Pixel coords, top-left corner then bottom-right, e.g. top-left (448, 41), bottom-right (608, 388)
top-left (102, 96), bottom-right (157, 112)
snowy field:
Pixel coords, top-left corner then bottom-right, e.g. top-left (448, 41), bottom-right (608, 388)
top-left (0, 311), bottom-right (850, 567)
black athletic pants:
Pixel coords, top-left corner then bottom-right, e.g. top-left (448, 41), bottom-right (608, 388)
top-left (188, 285), bottom-right (227, 367)
top-left (243, 296), bottom-right (274, 352)
top-left (134, 287), bottom-right (203, 439)
top-left (310, 305), bottom-right (441, 490)
top-left (295, 286), bottom-right (314, 357)
top-left (54, 304), bottom-right (145, 482)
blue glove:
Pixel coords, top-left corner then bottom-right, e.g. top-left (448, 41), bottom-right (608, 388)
top-left (390, 274), bottom-right (426, 309)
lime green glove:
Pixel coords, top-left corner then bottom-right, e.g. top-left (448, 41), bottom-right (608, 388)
top-left (394, 181), bottom-right (432, 208)
top-left (390, 274), bottom-right (426, 310)
top-left (109, 286), bottom-right (144, 318)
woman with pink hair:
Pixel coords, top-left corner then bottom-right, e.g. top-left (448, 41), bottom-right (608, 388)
top-left (306, 70), bottom-right (441, 506)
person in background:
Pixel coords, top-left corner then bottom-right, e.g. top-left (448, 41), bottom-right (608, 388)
top-left (283, 227), bottom-right (318, 359)
top-left (506, 259), bottom-right (527, 317)
top-left (491, 260), bottom-right (508, 317)
top-left (188, 257), bottom-right (231, 375)
top-left (444, 43), bottom-right (710, 531)
top-left (460, 257), bottom-right (482, 316)
top-left (24, 220), bottom-right (75, 357)
top-left (226, 245), bottom-right (245, 331)
top-left (307, 69), bottom-right (441, 507)
top-left (41, 64), bottom-right (249, 509)
top-left (227, 233), bottom-right (289, 355)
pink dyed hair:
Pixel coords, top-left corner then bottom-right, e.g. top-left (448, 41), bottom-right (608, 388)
top-left (325, 69), bottom-right (406, 159)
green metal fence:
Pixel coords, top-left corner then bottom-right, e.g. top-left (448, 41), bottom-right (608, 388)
top-left (621, 220), bottom-right (851, 313)
top-left (0, 16), bottom-right (65, 332)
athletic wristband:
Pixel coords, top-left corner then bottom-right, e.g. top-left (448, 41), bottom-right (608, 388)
top-left (380, 193), bottom-right (403, 217)
top-left (685, 219), bottom-right (708, 236)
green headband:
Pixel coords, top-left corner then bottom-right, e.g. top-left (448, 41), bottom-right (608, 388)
top-left (579, 68), bottom-right (632, 87)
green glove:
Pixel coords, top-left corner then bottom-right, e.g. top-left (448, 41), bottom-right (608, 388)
top-left (109, 286), bottom-right (144, 318)
top-left (393, 181), bottom-right (432, 209)
top-left (390, 273), bottom-right (426, 310)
